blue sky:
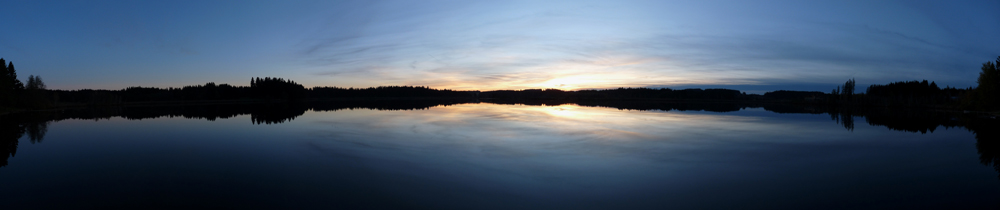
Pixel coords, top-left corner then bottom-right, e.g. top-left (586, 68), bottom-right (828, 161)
top-left (1, 0), bottom-right (997, 92)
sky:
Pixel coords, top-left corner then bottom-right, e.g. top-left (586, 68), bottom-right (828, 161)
top-left (0, 0), bottom-right (998, 93)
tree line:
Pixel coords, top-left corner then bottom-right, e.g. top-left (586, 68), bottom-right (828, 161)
top-left (2, 56), bottom-right (998, 111)
top-left (44, 80), bottom-right (478, 106)
top-left (817, 56), bottom-right (999, 110)
top-left (0, 58), bottom-right (48, 109)
top-left (479, 88), bottom-right (746, 100)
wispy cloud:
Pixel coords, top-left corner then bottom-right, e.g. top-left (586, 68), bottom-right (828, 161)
top-left (10, 0), bottom-right (996, 90)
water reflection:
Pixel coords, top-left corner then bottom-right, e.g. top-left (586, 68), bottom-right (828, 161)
top-left (0, 116), bottom-right (23, 167)
top-left (3, 100), bottom-right (997, 173)
top-left (2, 100), bottom-right (1000, 209)
top-left (293, 103), bottom-right (1000, 209)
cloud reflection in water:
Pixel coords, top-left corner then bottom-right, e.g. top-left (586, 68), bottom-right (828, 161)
top-left (290, 103), bottom-right (992, 209)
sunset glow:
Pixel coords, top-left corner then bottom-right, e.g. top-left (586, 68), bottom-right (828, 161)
top-left (1, 0), bottom-right (997, 92)
top-left (2, 1), bottom-right (999, 208)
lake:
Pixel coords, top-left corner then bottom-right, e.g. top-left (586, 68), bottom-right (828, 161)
top-left (1, 101), bottom-right (998, 209)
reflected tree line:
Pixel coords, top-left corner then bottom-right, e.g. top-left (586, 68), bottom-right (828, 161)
top-left (0, 99), bottom-right (473, 168)
top-left (3, 100), bottom-right (999, 177)
top-left (0, 113), bottom-right (48, 167)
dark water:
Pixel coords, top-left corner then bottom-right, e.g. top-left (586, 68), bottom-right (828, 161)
top-left (1, 101), bottom-right (999, 209)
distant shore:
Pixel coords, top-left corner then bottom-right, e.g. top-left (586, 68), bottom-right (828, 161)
top-left (4, 97), bottom-right (998, 118)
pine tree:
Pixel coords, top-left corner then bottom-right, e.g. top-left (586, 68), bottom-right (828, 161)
top-left (0, 59), bottom-right (7, 89)
top-left (25, 75), bottom-right (44, 90)
top-left (0, 58), bottom-right (8, 105)
top-left (0, 60), bottom-right (25, 107)
top-left (843, 78), bottom-right (855, 98)
top-left (8, 62), bottom-right (22, 90)
top-left (975, 56), bottom-right (1000, 109)
top-left (35, 76), bottom-right (44, 90)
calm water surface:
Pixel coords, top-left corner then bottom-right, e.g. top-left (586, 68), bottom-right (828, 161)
top-left (1, 103), bottom-right (998, 209)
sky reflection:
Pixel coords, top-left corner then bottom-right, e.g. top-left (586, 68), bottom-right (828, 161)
top-left (290, 103), bottom-right (996, 209)
top-left (1, 103), bottom-right (996, 209)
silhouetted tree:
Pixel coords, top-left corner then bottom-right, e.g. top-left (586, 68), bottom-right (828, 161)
top-left (0, 58), bottom-right (8, 106)
top-left (970, 56), bottom-right (1000, 110)
top-left (865, 80), bottom-right (958, 107)
top-left (252, 77), bottom-right (305, 101)
top-left (841, 78), bottom-right (855, 100)
top-left (26, 75), bottom-right (42, 90)
top-left (20, 75), bottom-right (51, 108)
top-left (0, 59), bottom-right (25, 107)
top-left (7, 61), bottom-right (23, 91)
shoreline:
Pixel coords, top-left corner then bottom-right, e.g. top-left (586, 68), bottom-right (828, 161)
top-left (3, 97), bottom-right (996, 117)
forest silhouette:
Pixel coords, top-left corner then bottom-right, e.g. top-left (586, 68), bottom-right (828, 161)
top-left (2, 56), bottom-right (1000, 172)
top-left (1, 56), bottom-right (998, 112)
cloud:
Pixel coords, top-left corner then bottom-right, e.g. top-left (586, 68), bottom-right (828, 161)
top-left (8, 0), bottom-right (999, 91)
top-left (282, 0), bottom-right (997, 91)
